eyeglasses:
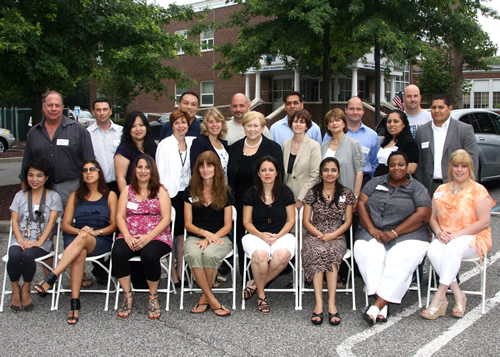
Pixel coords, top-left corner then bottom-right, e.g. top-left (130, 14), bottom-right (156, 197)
top-left (82, 167), bottom-right (99, 173)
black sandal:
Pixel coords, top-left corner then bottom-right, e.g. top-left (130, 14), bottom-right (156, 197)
top-left (34, 272), bottom-right (57, 297)
top-left (67, 298), bottom-right (80, 324)
top-left (148, 293), bottom-right (161, 320)
top-left (311, 312), bottom-right (323, 325)
top-left (329, 311), bottom-right (341, 326)
top-left (257, 297), bottom-right (270, 314)
top-left (243, 280), bottom-right (256, 300)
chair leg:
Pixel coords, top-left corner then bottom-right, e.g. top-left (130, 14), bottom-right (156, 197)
top-left (416, 268), bottom-right (422, 308)
top-left (0, 263), bottom-right (8, 313)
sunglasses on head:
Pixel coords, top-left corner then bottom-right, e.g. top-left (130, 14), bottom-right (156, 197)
top-left (82, 167), bottom-right (99, 173)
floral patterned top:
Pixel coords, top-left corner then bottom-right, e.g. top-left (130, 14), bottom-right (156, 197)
top-left (117, 185), bottom-right (172, 248)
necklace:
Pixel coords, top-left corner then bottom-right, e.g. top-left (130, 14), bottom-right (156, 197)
top-left (244, 136), bottom-right (262, 148)
top-left (450, 182), bottom-right (467, 195)
top-left (323, 189), bottom-right (334, 199)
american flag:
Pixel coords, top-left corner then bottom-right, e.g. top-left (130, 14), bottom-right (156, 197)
top-left (392, 91), bottom-right (405, 110)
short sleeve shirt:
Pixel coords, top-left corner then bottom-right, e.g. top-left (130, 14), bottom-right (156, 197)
top-left (243, 185), bottom-right (295, 234)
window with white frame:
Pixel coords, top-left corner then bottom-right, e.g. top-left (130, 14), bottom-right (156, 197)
top-left (175, 85), bottom-right (186, 105)
top-left (462, 93), bottom-right (471, 108)
top-left (338, 78), bottom-right (352, 102)
top-left (474, 92), bottom-right (489, 108)
top-left (493, 92), bottom-right (500, 109)
top-left (300, 78), bottom-right (320, 101)
top-left (175, 30), bottom-right (187, 55)
top-left (200, 29), bottom-right (214, 51)
top-left (200, 81), bottom-right (214, 106)
top-left (272, 78), bottom-right (293, 102)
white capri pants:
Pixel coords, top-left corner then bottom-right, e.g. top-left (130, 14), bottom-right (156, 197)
top-left (427, 235), bottom-right (478, 286)
top-left (242, 233), bottom-right (296, 260)
top-left (354, 238), bottom-right (429, 304)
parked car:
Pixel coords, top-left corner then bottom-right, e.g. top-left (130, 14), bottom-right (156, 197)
top-left (0, 128), bottom-right (16, 153)
top-left (74, 110), bottom-right (96, 128)
top-left (376, 109), bottom-right (500, 182)
top-left (150, 112), bottom-right (203, 141)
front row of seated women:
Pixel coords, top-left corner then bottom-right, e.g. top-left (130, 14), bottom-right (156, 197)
top-left (9, 149), bottom-right (493, 325)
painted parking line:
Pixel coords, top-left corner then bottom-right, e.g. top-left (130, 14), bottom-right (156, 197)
top-left (336, 250), bottom-right (500, 357)
top-left (414, 289), bottom-right (500, 356)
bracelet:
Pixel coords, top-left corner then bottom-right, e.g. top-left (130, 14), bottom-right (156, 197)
top-left (391, 229), bottom-right (398, 238)
top-left (196, 228), bottom-right (201, 237)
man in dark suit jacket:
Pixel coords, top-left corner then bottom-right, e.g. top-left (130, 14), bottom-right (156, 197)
top-left (414, 94), bottom-right (478, 197)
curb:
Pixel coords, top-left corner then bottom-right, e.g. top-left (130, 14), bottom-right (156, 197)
top-left (0, 220), bottom-right (10, 233)
top-left (0, 157), bottom-right (23, 163)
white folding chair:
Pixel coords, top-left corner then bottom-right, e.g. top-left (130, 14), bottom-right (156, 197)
top-left (1, 217), bottom-right (62, 312)
top-left (297, 207), bottom-right (356, 311)
top-left (54, 233), bottom-right (117, 311)
top-left (180, 206), bottom-right (237, 310)
top-left (114, 207), bottom-right (176, 311)
top-left (426, 234), bottom-right (487, 314)
top-left (241, 208), bottom-right (299, 311)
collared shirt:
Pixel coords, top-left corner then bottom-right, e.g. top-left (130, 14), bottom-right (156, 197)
top-left (225, 119), bottom-right (272, 145)
top-left (21, 115), bottom-right (95, 183)
top-left (270, 116), bottom-right (322, 148)
top-left (431, 118), bottom-right (450, 179)
top-left (346, 122), bottom-right (379, 177)
top-left (87, 121), bottom-right (123, 183)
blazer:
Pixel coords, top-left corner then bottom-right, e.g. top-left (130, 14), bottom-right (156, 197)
top-left (156, 135), bottom-right (196, 197)
top-left (227, 135), bottom-right (283, 191)
top-left (414, 118), bottom-right (478, 193)
top-left (283, 136), bottom-right (321, 201)
top-left (189, 135), bottom-right (229, 171)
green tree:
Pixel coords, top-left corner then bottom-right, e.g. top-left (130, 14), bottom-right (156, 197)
top-left (215, 0), bottom-right (369, 120)
top-left (0, 0), bottom-right (199, 124)
top-left (413, 0), bottom-right (498, 107)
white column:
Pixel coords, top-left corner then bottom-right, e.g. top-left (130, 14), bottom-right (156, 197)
top-left (380, 75), bottom-right (386, 102)
top-left (390, 76), bottom-right (396, 102)
top-left (245, 74), bottom-right (251, 100)
top-left (489, 79), bottom-right (493, 109)
top-left (294, 70), bottom-right (300, 91)
top-left (255, 72), bottom-right (261, 101)
top-left (351, 68), bottom-right (358, 98)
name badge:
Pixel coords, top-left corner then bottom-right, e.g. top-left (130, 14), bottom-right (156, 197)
top-left (339, 196), bottom-right (346, 203)
top-left (421, 141), bottom-right (429, 149)
top-left (434, 191), bottom-right (444, 199)
top-left (189, 197), bottom-right (199, 203)
top-left (57, 139), bottom-right (69, 146)
top-left (127, 202), bottom-right (139, 210)
top-left (361, 146), bottom-right (370, 155)
top-left (375, 185), bottom-right (389, 191)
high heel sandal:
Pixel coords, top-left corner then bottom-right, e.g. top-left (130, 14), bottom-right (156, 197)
top-left (67, 298), bottom-right (80, 324)
top-left (452, 297), bottom-right (467, 318)
top-left (148, 293), bottom-right (161, 320)
top-left (421, 301), bottom-right (448, 320)
top-left (34, 272), bottom-right (57, 297)
top-left (118, 291), bottom-right (133, 318)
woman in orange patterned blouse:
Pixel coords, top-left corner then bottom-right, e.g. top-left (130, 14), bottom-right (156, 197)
top-left (421, 150), bottom-right (495, 320)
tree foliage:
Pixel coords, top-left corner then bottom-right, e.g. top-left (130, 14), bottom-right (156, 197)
top-left (0, 0), bottom-right (200, 123)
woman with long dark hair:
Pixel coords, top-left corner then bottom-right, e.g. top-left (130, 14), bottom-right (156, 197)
top-left (183, 151), bottom-right (233, 316)
top-left (375, 109), bottom-right (419, 176)
top-left (112, 154), bottom-right (172, 320)
top-left (115, 111), bottom-right (157, 192)
top-left (8, 158), bottom-right (62, 312)
top-left (34, 160), bottom-right (117, 324)
top-left (302, 157), bottom-right (355, 325)
top-left (241, 155), bottom-right (295, 314)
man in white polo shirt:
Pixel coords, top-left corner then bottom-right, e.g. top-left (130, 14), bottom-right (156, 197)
top-left (403, 84), bottom-right (432, 138)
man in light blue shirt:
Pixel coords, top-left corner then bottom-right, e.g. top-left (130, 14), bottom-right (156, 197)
top-left (270, 91), bottom-right (322, 147)
top-left (88, 98), bottom-right (123, 194)
top-left (344, 96), bottom-right (379, 184)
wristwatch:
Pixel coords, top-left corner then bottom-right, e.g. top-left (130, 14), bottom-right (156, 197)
top-left (99, 229), bottom-right (104, 235)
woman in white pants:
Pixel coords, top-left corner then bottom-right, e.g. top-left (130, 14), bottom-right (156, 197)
top-left (354, 151), bottom-right (432, 327)
top-left (421, 150), bottom-right (495, 320)
top-left (242, 155), bottom-right (296, 314)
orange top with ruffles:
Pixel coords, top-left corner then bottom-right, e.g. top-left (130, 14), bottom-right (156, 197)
top-left (433, 181), bottom-right (495, 262)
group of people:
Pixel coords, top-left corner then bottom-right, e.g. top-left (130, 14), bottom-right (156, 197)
top-left (6, 87), bottom-right (494, 327)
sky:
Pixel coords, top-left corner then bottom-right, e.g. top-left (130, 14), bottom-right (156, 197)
top-left (150, 0), bottom-right (500, 55)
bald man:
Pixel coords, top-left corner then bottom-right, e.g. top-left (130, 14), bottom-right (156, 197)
top-left (226, 93), bottom-right (271, 145)
top-left (404, 84), bottom-right (431, 138)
